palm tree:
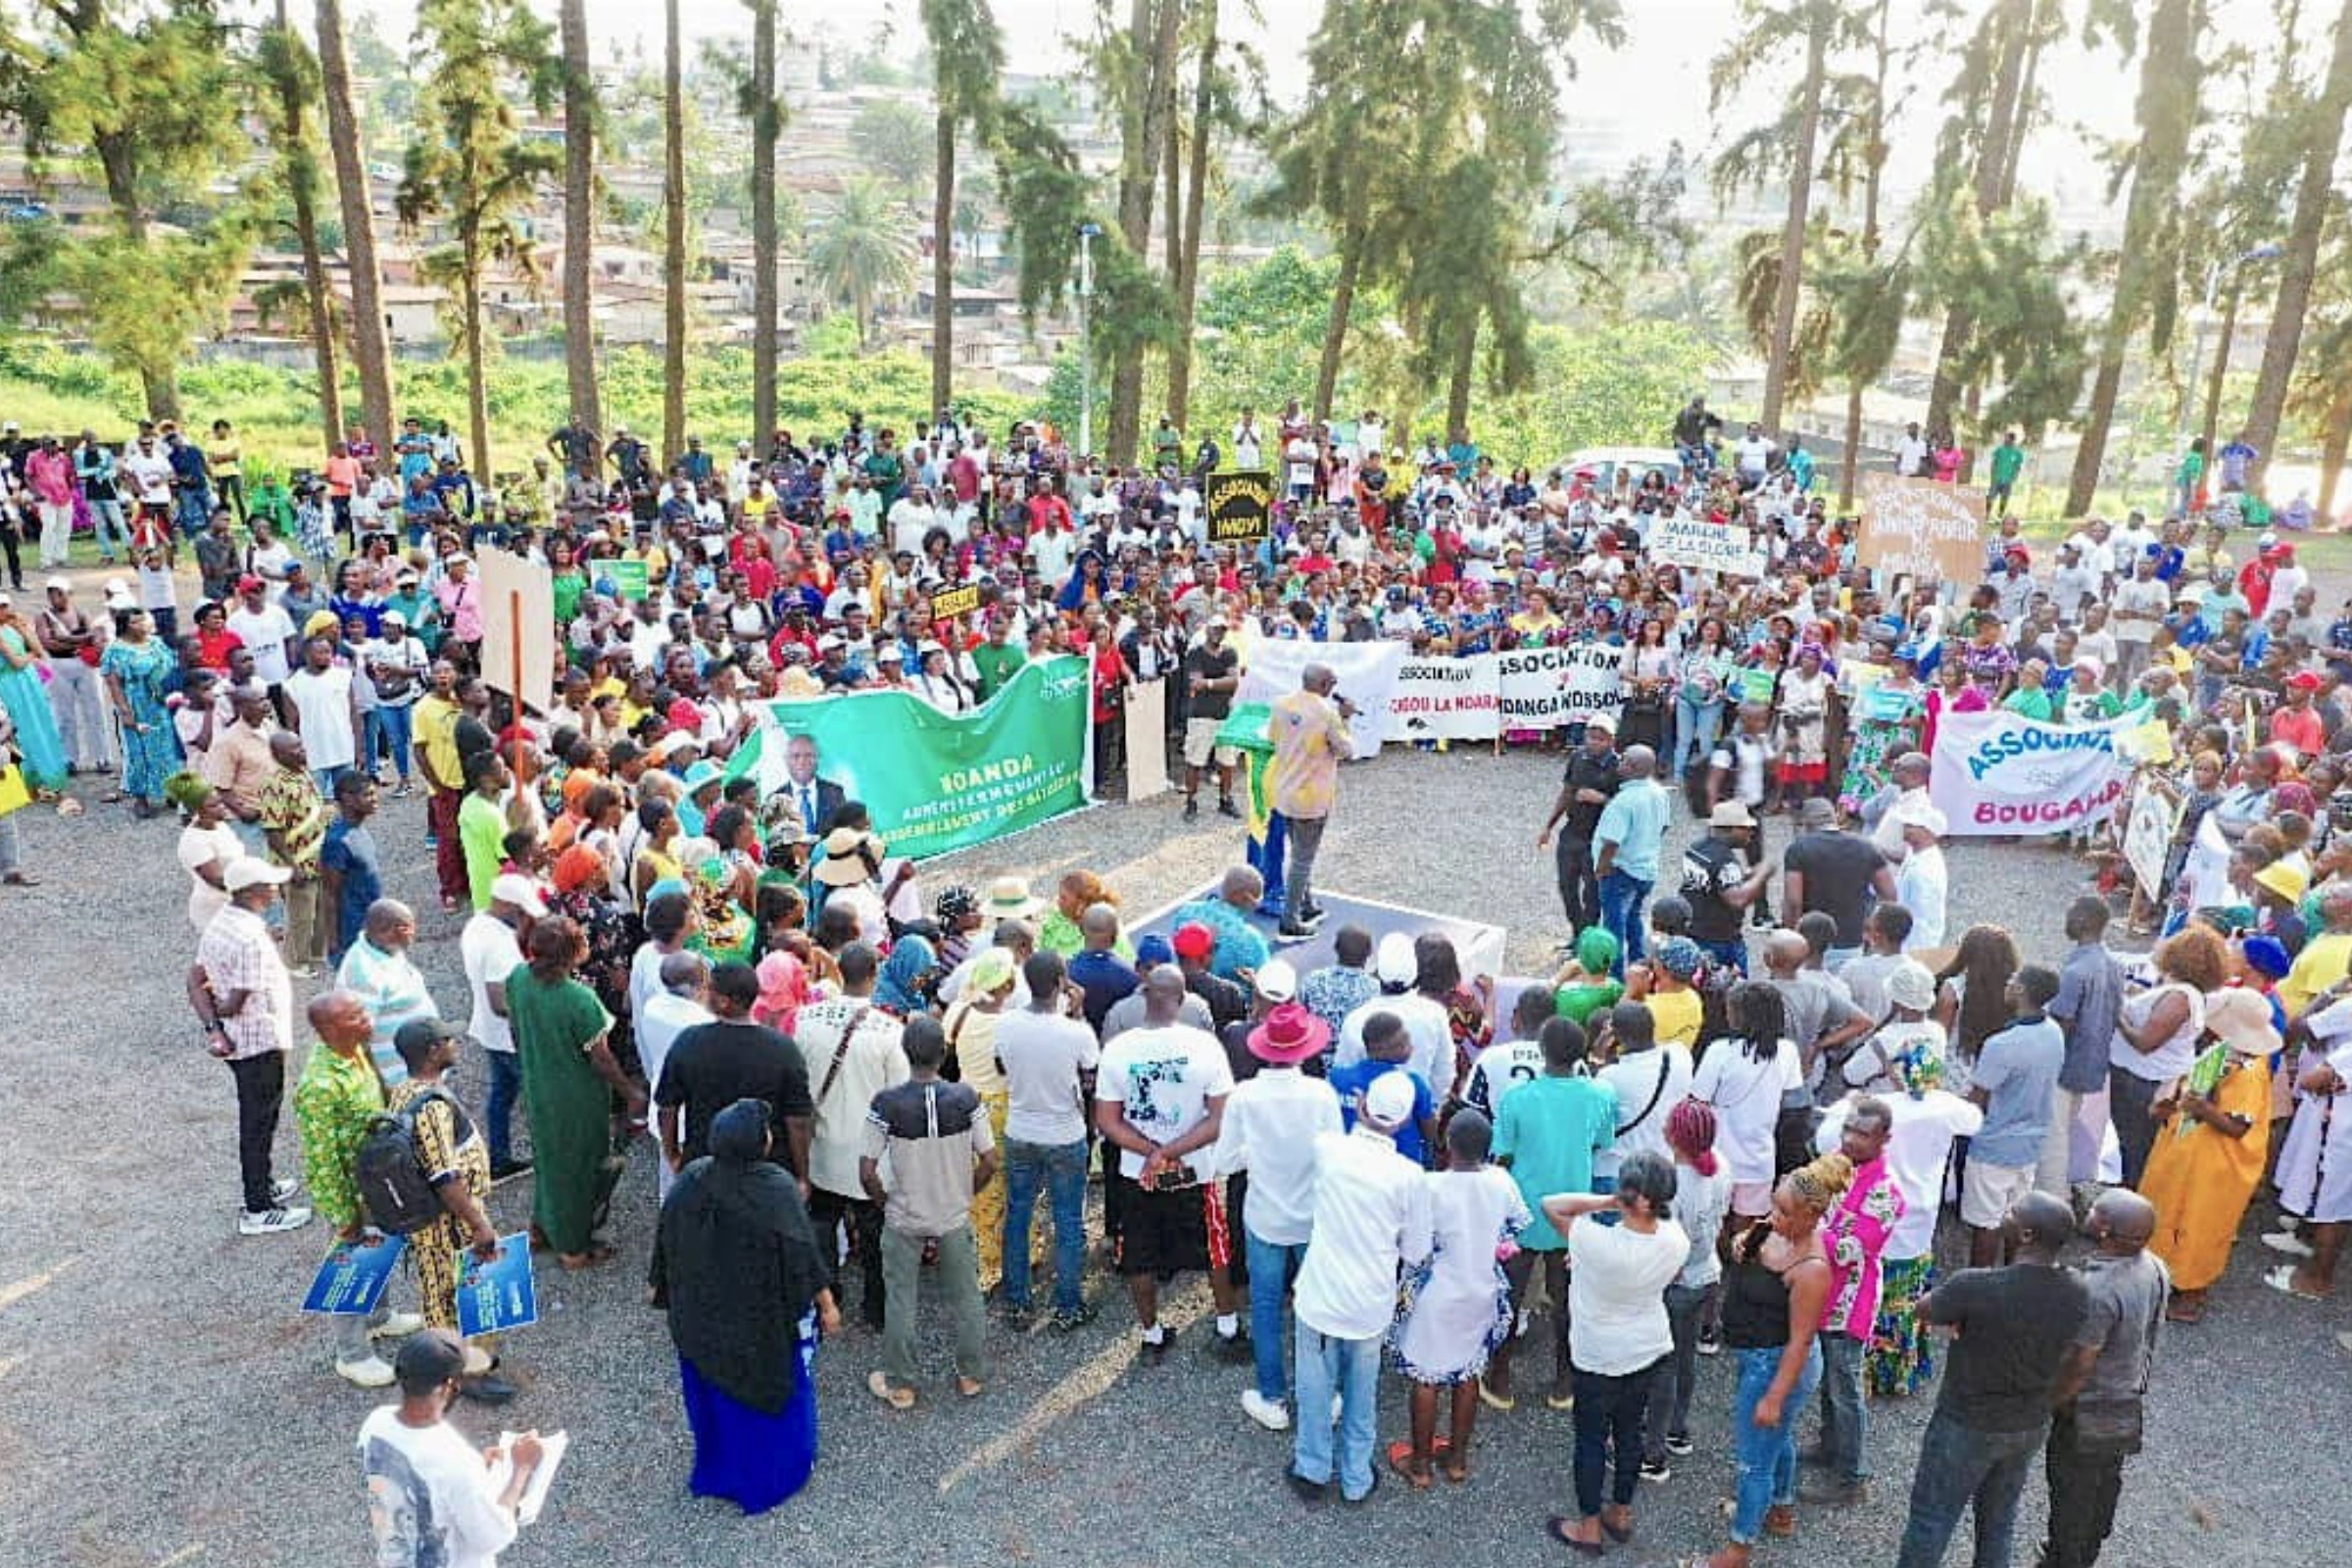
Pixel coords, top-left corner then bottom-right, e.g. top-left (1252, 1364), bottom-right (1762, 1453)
top-left (560, 0), bottom-right (601, 443)
top-left (2064, 0), bottom-right (2204, 515)
top-left (744, 0), bottom-right (785, 450)
top-left (1163, 0), bottom-right (1220, 431)
top-left (399, 0), bottom-right (563, 481)
top-left (919, 0), bottom-right (1005, 419)
top-left (259, 0), bottom-right (343, 446)
top-left (662, 0), bottom-right (687, 465)
top-left (317, 0), bottom-right (396, 447)
top-left (810, 178), bottom-right (917, 350)
top-left (2243, 0), bottom-right (2352, 486)
top-left (1710, 0), bottom-right (1869, 433)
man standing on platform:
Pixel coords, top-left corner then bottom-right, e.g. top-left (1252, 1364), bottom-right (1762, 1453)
top-left (1269, 663), bottom-right (1355, 944)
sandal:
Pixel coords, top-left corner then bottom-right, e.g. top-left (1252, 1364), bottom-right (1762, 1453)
top-left (2264, 1264), bottom-right (2328, 1301)
top-left (866, 1369), bottom-right (915, 1409)
top-left (556, 1244), bottom-right (615, 1270)
top-left (1601, 1508), bottom-right (1636, 1544)
top-left (1544, 1515), bottom-right (1605, 1557)
top-left (2164, 1296), bottom-right (2207, 1325)
top-left (1383, 1441), bottom-right (1433, 1491)
top-left (100, 790), bottom-right (123, 805)
top-left (1478, 1376), bottom-right (1515, 1412)
top-left (956, 1376), bottom-right (985, 1399)
top-left (2, 871), bottom-right (35, 887)
top-left (1763, 1503), bottom-right (1798, 1539)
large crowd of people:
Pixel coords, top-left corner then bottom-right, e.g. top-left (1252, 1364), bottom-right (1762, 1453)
top-left (5, 394), bottom-right (2352, 1567)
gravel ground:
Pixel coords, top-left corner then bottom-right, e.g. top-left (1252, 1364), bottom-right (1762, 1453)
top-left (3, 739), bottom-right (2350, 1568)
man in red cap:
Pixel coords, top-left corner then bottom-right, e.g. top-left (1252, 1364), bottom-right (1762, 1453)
top-left (2274, 670), bottom-right (2328, 758)
top-left (1212, 1000), bottom-right (1345, 1431)
top-left (1174, 920), bottom-right (1250, 1030)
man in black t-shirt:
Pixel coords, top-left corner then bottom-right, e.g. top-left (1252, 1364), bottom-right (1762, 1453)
top-left (1894, 1193), bottom-right (2089, 1568)
top-left (1538, 713), bottom-right (1620, 930)
top-left (1782, 798), bottom-right (1896, 966)
top-left (1181, 620), bottom-right (1242, 820)
top-left (1678, 801), bottom-right (1774, 973)
top-left (655, 962), bottom-right (815, 1181)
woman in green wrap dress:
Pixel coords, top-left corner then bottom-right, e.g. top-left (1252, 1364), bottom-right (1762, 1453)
top-left (509, 914), bottom-right (646, 1268)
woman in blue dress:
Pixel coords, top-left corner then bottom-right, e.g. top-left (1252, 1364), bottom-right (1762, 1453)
top-left (651, 1099), bottom-right (838, 1514)
top-left (0, 595), bottom-right (67, 793)
top-left (100, 608), bottom-right (183, 815)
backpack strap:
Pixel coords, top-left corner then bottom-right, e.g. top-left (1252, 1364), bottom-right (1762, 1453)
top-left (816, 1004), bottom-right (875, 1107)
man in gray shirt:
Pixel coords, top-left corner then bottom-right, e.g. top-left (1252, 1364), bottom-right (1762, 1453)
top-left (2041, 898), bottom-right (2125, 1197)
top-left (2039, 1190), bottom-right (2168, 1568)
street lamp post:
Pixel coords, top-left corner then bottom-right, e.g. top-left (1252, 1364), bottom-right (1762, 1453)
top-left (1077, 222), bottom-right (1101, 462)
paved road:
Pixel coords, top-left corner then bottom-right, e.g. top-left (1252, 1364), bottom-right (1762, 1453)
top-left (1, 747), bottom-right (2346, 1567)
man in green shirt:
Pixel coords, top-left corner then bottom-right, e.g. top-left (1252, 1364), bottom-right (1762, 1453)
top-left (969, 613), bottom-right (1027, 702)
top-left (1485, 1016), bottom-right (1618, 1408)
top-left (458, 748), bottom-right (511, 911)
top-left (1987, 430), bottom-right (2028, 516)
top-left (293, 989), bottom-right (422, 1386)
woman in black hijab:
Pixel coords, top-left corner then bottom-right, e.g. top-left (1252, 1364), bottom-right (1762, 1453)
top-left (652, 1097), bottom-right (839, 1512)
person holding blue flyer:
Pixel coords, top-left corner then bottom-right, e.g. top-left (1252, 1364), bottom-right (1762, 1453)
top-left (293, 991), bottom-right (422, 1389)
top-left (390, 1017), bottom-right (516, 1405)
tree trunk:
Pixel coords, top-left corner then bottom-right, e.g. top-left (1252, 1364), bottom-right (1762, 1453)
top-left (2066, 0), bottom-right (2199, 516)
top-left (662, 0), bottom-right (687, 466)
top-left (751, 0), bottom-right (781, 453)
top-left (561, 0), bottom-right (601, 441)
top-left (1315, 216), bottom-right (1366, 429)
top-left (464, 256), bottom-right (492, 484)
top-left (2318, 382), bottom-right (2352, 523)
top-left (2199, 284), bottom-right (2240, 460)
top-left (269, 0), bottom-right (342, 447)
top-left (1106, 0), bottom-right (1181, 466)
top-left (1166, 12), bottom-right (1215, 432)
top-left (89, 135), bottom-right (180, 419)
top-left (2243, 0), bottom-right (2352, 485)
top-left (318, 0), bottom-right (394, 447)
top-left (1839, 0), bottom-right (1892, 512)
top-left (931, 89), bottom-right (956, 420)
top-left (1445, 316), bottom-right (1477, 446)
top-left (1761, 18), bottom-right (1827, 433)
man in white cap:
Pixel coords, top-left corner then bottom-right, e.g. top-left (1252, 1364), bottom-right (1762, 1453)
top-left (1287, 1070), bottom-right (1433, 1503)
top-left (1213, 987), bottom-right (1346, 1431)
top-left (1335, 930), bottom-right (1453, 1090)
top-left (188, 858), bottom-right (313, 1235)
top-left (1892, 802), bottom-right (1949, 952)
top-left (461, 871), bottom-right (551, 1181)
top-left (1678, 798), bottom-right (1775, 975)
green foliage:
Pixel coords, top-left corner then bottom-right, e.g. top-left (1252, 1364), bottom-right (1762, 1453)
top-left (808, 177), bottom-right (919, 347)
top-left (1915, 185), bottom-right (2089, 437)
top-left (848, 99), bottom-right (936, 195)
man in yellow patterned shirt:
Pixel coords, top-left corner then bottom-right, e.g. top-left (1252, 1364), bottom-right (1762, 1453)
top-left (1268, 662), bottom-right (1355, 943)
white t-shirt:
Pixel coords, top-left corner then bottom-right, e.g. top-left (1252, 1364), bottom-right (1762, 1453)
top-left (1461, 1038), bottom-right (1544, 1120)
top-left (228, 602), bottom-right (297, 684)
top-left (122, 450), bottom-right (173, 505)
top-left (460, 912), bottom-right (524, 1054)
top-left (639, 993), bottom-right (714, 1126)
top-left (1594, 1044), bottom-right (1695, 1179)
top-left (1736, 435), bottom-right (1776, 476)
top-left (1567, 1213), bottom-right (1690, 1374)
top-left (356, 1405), bottom-right (518, 1568)
top-left (1689, 1037), bottom-right (1801, 1186)
top-left (179, 820), bottom-right (246, 930)
top-left (997, 1006), bottom-right (1102, 1148)
top-left (1094, 1023), bottom-right (1233, 1180)
top-left (285, 664), bottom-right (357, 769)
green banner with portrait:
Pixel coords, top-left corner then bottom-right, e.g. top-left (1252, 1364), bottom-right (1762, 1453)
top-left (722, 655), bottom-right (1091, 859)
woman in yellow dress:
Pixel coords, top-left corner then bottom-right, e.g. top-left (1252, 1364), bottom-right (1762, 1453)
top-left (2140, 987), bottom-right (2278, 1323)
top-left (941, 948), bottom-right (1023, 1292)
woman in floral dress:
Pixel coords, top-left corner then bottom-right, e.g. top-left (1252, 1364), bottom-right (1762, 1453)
top-left (100, 609), bottom-right (183, 815)
top-left (1837, 647), bottom-right (1925, 814)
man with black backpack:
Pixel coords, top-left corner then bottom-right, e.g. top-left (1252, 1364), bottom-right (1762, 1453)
top-left (292, 991), bottom-right (424, 1388)
top-left (385, 1017), bottom-right (515, 1405)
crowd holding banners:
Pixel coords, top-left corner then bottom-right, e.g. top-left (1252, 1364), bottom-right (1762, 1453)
top-left (13, 387), bottom-right (2352, 1565)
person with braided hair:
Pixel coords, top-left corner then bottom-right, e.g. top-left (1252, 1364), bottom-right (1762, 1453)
top-left (1687, 1151), bottom-right (1849, 1568)
top-left (1642, 1099), bottom-right (1731, 1481)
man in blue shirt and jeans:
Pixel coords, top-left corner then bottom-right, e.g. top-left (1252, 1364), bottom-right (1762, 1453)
top-left (1593, 745), bottom-right (1673, 975)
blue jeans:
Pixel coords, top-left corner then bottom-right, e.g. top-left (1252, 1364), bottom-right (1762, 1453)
top-left (1731, 1341), bottom-right (1822, 1544)
top-left (1698, 936), bottom-right (1749, 976)
top-left (1245, 1231), bottom-right (1308, 1402)
top-left (1815, 1330), bottom-right (1869, 1482)
top-left (485, 1048), bottom-right (521, 1167)
top-left (1002, 1137), bottom-right (1089, 1317)
top-left (1598, 869), bottom-right (1653, 973)
top-left (368, 703), bottom-right (414, 782)
top-left (1674, 692), bottom-right (1723, 778)
top-left (88, 499), bottom-right (129, 560)
top-left (1291, 1321), bottom-right (1382, 1500)
top-left (1894, 1410), bottom-right (2046, 1568)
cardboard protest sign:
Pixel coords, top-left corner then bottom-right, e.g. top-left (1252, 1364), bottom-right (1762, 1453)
top-left (1856, 473), bottom-right (1985, 585)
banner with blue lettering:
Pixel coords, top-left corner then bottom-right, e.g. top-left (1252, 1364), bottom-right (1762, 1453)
top-left (1928, 707), bottom-right (2133, 834)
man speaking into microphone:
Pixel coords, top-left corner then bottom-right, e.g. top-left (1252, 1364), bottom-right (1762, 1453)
top-left (1269, 662), bottom-right (1357, 943)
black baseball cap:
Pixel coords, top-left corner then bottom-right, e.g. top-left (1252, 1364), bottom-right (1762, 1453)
top-left (394, 1328), bottom-right (468, 1391)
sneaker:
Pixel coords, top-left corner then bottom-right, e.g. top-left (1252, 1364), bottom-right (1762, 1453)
top-left (1183, 798), bottom-right (1200, 821)
top-left (1696, 1325), bottom-right (1722, 1357)
top-left (1050, 1302), bottom-right (1098, 1333)
top-left (369, 1311), bottom-right (427, 1340)
top-left (240, 1205), bottom-right (314, 1236)
top-left (1217, 796), bottom-right (1241, 818)
top-left (998, 1302), bottom-right (1035, 1333)
top-left (1664, 1432), bottom-right (1695, 1457)
top-left (1640, 1457), bottom-right (1672, 1484)
top-left (1276, 921), bottom-right (1317, 944)
top-left (1301, 902), bottom-right (1325, 922)
top-left (1286, 1468), bottom-right (1327, 1504)
top-left (2264, 1230), bottom-right (2316, 1258)
top-left (335, 1354), bottom-right (395, 1389)
top-left (270, 1177), bottom-right (302, 1204)
top-left (458, 1373), bottom-right (518, 1405)
top-left (1241, 1390), bottom-right (1292, 1431)
top-left (1139, 1330), bottom-right (1170, 1365)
